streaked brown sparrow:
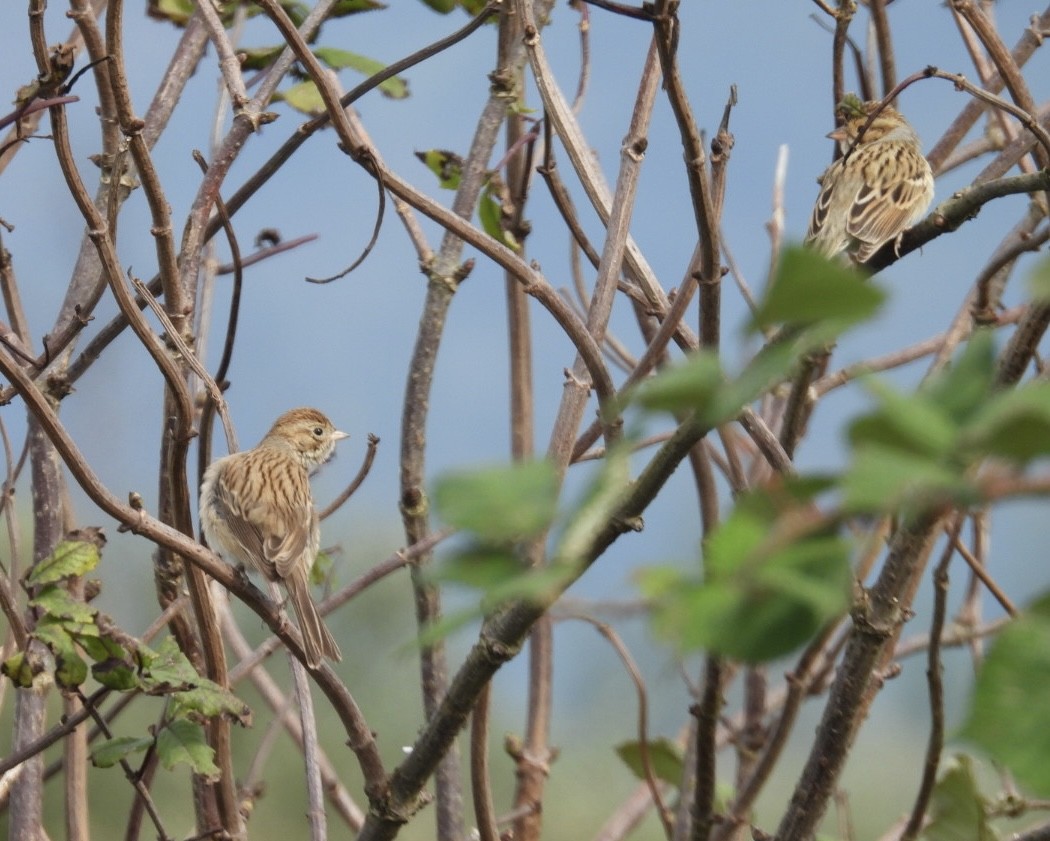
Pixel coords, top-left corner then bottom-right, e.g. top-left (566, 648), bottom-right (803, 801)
top-left (200, 407), bottom-right (347, 668)
top-left (806, 95), bottom-right (934, 263)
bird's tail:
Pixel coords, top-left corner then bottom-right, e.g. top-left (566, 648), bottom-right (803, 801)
top-left (286, 567), bottom-right (341, 668)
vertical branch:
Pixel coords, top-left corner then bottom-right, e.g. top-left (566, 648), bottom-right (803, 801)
top-left (868, 0), bottom-right (896, 94)
top-left (900, 517), bottom-right (962, 841)
top-left (650, 0), bottom-right (722, 349)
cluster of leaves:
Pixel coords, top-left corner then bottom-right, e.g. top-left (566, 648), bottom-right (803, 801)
top-left (425, 250), bottom-right (1050, 826)
top-left (2, 533), bottom-right (250, 781)
top-left (147, 0), bottom-right (409, 116)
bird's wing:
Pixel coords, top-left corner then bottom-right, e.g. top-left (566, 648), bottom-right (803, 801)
top-left (214, 458), bottom-right (314, 581)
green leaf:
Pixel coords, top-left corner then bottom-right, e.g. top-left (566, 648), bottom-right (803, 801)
top-left (273, 80), bottom-right (325, 115)
top-left (921, 754), bottom-right (997, 841)
top-left (750, 246), bottom-right (885, 333)
top-left (30, 585), bottom-right (97, 624)
top-left (433, 460), bottom-right (559, 543)
top-left (921, 331), bottom-right (997, 426)
top-left (478, 181), bottom-right (519, 251)
top-left (615, 738), bottom-right (684, 787)
top-left (313, 47), bottom-right (408, 98)
top-left (419, 0), bottom-right (458, 11)
top-left (638, 491), bottom-right (851, 663)
top-left (848, 380), bottom-right (958, 460)
top-left (27, 538), bottom-right (102, 586)
top-left (92, 658), bottom-right (138, 691)
top-left (33, 617), bottom-right (88, 688)
top-left (960, 381), bottom-right (1050, 462)
top-left (1027, 254), bottom-right (1050, 304)
top-left (633, 351), bottom-right (723, 415)
top-left (416, 149), bottom-right (464, 189)
top-left (841, 444), bottom-right (973, 515)
top-left (156, 719), bottom-right (220, 781)
top-left (702, 339), bottom-right (806, 426)
top-left (238, 45), bottom-right (285, 71)
top-left (1, 652), bottom-right (39, 688)
top-left (959, 596), bottom-right (1050, 797)
top-left (432, 546), bottom-right (521, 589)
top-left (91, 735), bottom-right (154, 768)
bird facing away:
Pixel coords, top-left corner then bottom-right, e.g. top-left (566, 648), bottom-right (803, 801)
top-left (200, 407), bottom-right (347, 668)
top-left (806, 95), bottom-right (934, 263)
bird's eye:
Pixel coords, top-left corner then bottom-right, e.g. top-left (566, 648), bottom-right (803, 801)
top-left (313, 427), bottom-right (324, 437)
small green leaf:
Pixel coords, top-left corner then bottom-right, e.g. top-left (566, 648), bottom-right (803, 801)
top-left (478, 182), bottom-right (519, 251)
top-left (433, 460), bottom-right (559, 543)
top-left (750, 246), bottom-right (885, 333)
top-left (156, 719), bottom-right (220, 781)
top-left (273, 80), bottom-right (325, 115)
top-left (30, 586), bottom-right (97, 624)
top-left (432, 546), bottom-right (521, 589)
top-left (92, 658), bottom-right (138, 691)
top-left (173, 683), bottom-right (252, 725)
top-left (33, 617), bottom-right (88, 688)
top-left (638, 491), bottom-right (851, 663)
top-left (313, 47), bottom-right (408, 98)
top-left (960, 381), bottom-right (1050, 462)
top-left (959, 596), bottom-right (1050, 797)
top-left (146, 0), bottom-right (195, 25)
top-left (921, 331), bottom-right (997, 425)
top-left (239, 46), bottom-right (284, 71)
top-left (91, 735), bottom-right (154, 768)
top-left (848, 380), bottom-right (958, 460)
top-left (634, 351), bottom-right (723, 415)
top-left (416, 149), bottom-right (464, 189)
top-left (842, 444), bottom-right (972, 515)
top-left (701, 339), bottom-right (806, 426)
top-left (419, 0), bottom-right (458, 11)
top-left (921, 754), bottom-right (997, 841)
top-left (615, 739), bottom-right (684, 787)
top-left (1, 652), bottom-right (39, 688)
top-left (27, 538), bottom-right (102, 586)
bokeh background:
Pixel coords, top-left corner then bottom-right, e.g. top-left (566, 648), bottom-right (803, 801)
top-left (2, 2), bottom-right (1049, 838)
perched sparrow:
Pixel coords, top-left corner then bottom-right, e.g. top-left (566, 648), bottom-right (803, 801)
top-left (200, 407), bottom-right (347, 668)
top-left (806, 95), bottom-right (934, 263)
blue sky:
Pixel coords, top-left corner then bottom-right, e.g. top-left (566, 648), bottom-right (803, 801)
top-left (2, 2), bottom-right (1049, 835)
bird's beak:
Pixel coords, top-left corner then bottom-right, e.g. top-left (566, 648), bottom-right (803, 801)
top-left (333, 430), bottom-right (350, 441)
top-left (826, 127), bottom-right (849, 142)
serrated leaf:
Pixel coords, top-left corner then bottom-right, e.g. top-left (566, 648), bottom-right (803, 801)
top-left (433, 460), bottom-right (559, 543)
top-left (30, 585), bottom-right (97, 624)
top-left (173, 682), bottom-right (252, 725)
top-left (312, 47), bottom-right (408, 98)
top-left (27, 539), bottom-right (102, 586)
top-left (842, 444), bottom-right (972, 515)
top-left (91, 735), bottom-right (154, 768)
top-left (33, 617), bottom-right (88, 688)
top-left (615, 738), bottom-right (684, 787)
top-left (750, 246), bottom-right (885, 332)
top-left (959, 596), bottom-right (1050, 797)
top-left (92, 658), bottom-right (138, 691)
top-left (922, 754), bottom-right (997, 841)
top-left (138, 637), bottom-right (201, 694)
top-left (273, 80), bottom-right (325, 115)
top-left (156, 719), bottom-right (220, 781)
